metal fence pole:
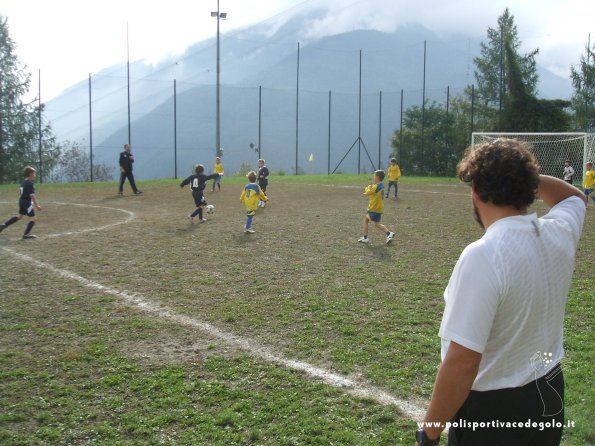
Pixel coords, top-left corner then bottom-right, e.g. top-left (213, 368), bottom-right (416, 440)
top-left (328, 90), bottom-right (331, 175)
top-left (295, 42), bottom-right (300, 175)
top-left (89, 73), bottom-right (93, 182)
top-left (174, 79), bottom-right (178, 179)
top-left (378, 90), bottom-right (382, 170)
top-left (259, 85), bottom-right (262, 159)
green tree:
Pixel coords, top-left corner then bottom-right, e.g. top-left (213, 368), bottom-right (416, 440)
top-left (501, 38), bottom-right (571, 132)
top-left (0, 16), bottom-right (57, 183)
top-left (471, 8), bottom-right (539, 131)
top-left (47, 140), bottom-right (114, 183)
top-left (570, 41), bottom-right (595, 131)
top-left (391, 100), bottom-right (469, 177)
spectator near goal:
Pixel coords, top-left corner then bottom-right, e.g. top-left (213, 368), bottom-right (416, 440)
top-left (563, 160), bottom-right (574, 184)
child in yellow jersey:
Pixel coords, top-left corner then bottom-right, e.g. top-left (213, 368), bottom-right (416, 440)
top-left (583, 161), bottom-right (595, 205)
top-left (386, 158), bottom-right (401, 199)
top-left (358, 170), bottom-right (395, 245)
top-left (240, 171), bottom-right (268, 233)
top-left (211, 157), bottom-right (224, 192)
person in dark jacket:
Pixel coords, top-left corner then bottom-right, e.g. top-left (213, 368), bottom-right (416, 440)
top-left (118, 143), bottom-right (142, 195)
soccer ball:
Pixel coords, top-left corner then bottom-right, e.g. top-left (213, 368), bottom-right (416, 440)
top-left (205, 204), bottom-right (215, 214)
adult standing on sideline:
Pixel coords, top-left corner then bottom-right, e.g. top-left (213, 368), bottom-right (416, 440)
top-left (118, 143), bottom-right (142, 195)
top-left (416, 139), bottom-right (586, 446)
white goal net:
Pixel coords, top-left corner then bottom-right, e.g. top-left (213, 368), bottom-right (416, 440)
top-left (471, 133), bottom-right (595, 186)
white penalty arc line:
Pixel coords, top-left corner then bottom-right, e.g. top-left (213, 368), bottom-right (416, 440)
top-left (0, 201), bottom-right (136, 238)
top-left (47, 202), bottom-right (136, 237)
top-left (0, 246), bottom-right (426, 421)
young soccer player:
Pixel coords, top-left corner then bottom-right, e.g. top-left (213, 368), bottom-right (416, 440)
top-left (240, 171), bottom-right (268, 233)
top-left (0, 166), bottom-right (42, 239)
top-left (583, 161), bottom-right (595, 205)
top-left (386, 157), bottom-right (401, 199)
top-left (563, 159), bottom-right (575, 184)
top-left (257, 159), bottom-right (269, 207)
top-left (211, 156), bottom-right (224, 192)
top-left (358, 170), bottom-right (395, 245)
top-left (180, 164), bottom-right (220, 223)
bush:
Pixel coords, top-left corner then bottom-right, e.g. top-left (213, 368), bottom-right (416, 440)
top-left (235, 162), bottom-right (254, 176)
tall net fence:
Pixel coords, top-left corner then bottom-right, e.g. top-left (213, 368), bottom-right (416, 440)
top-left (471, 133), bottom-right (595, 185)
top-left (45, 76), bottom-right (468, 180)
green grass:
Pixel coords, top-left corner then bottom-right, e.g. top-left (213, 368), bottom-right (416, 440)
top-left (0, 175), bottom-right (593, 445)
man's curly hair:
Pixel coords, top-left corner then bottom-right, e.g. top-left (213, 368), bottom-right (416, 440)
top-left (457, 138), bottom-right (540, 209)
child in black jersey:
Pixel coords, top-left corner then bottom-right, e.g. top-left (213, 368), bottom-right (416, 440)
top-left (180, 164), bottom-right (220, 223)
top-left (0, 166), bottom-right (42, 239)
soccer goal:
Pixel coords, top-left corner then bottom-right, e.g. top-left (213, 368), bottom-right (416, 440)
top-left (471, 133), bottom-right (595, 185)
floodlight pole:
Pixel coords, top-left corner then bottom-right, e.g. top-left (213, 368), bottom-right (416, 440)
top-left (212, 1), bottom-right (227, 156)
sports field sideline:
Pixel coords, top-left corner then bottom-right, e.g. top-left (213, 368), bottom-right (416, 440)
top-left (1, 175), bottom-right (593, 445)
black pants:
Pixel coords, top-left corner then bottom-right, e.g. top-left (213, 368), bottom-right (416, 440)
top-left (119, 170), bottom-right (138, 193)
top-left (192, 190), bottom-right (206, 207)
top-left (258, 179), bottom-right (268, 194)
top-left (449, 364), bottom-right (564, 446)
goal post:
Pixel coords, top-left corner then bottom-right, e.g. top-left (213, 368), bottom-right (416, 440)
top-left (471, 132), bottom-right (595, 186)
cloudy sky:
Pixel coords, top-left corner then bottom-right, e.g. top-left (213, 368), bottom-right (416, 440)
top-left (1, 0), bottom-right (593, 101)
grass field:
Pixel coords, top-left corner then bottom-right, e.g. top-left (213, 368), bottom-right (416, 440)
top-left (0, 174), bottom-right (593, 445)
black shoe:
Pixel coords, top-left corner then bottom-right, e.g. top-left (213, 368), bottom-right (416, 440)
top-left (22, 234), bottom-right (37, 239)
top-left (0, 223), bottom-right (5, 233)
top-left (134, 190), bottom-right (143, 195)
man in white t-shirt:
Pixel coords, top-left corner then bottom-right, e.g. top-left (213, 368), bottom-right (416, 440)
top-left (416, 139), bottom-right (586, 446)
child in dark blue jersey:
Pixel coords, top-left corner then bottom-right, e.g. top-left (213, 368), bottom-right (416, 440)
top-left (0, 166), bottom-right (43, 239)
top-left (257, 159), bottom-right (269, 208)
top-left (180, 164), bottom-right (220, 223)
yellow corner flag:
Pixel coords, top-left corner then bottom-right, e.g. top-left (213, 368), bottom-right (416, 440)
top-left (308, 152), bottom-right (314, 162)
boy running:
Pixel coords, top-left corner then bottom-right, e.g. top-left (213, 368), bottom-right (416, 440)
top-left (180, 164), bottom-right (220, 223)
top-left (240, 171), bottom-right (268, 233)
top-left (358, 170), bottom-right (395, 244)
top-left (0, 166), bottom-right (42, 239)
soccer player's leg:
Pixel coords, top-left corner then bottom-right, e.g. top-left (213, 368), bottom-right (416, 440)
top-left (358, 213), bottom-right (371, 243)
top-left (244, 210), bottom-right (256, 233)
top-left (22, 206), bottom-right (37, 239)
top-left (1, 214), bottom-right (21, 233)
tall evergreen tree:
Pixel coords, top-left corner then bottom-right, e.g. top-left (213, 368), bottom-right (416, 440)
top-left (0, 16), bottom-right (57, 183)
top-left (570, 41), bottom-right (595, 131)
top-left (501, 38), bottom-right (571, 132)
top-left (471, 8), bottom-right (539, 131)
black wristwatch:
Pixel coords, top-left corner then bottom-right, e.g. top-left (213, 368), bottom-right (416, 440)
top-left (416, 429), bottom-right (440, 445)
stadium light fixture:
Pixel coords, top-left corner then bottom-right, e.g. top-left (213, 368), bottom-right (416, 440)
top-left (212, 1), bottom-right (227, 156)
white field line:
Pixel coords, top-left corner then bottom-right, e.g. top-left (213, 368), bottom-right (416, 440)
top-left (0, 198), bottom-right (427, 420)
top-left (0, 201), bottom-right (136, 238)
top-left (47, 202), bottom-right (136, 237)
top-left (0, 245), bottom-right (426, 420)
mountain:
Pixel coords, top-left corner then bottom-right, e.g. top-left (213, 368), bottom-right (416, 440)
top-left (44, 16), bottom-right (574, 178)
